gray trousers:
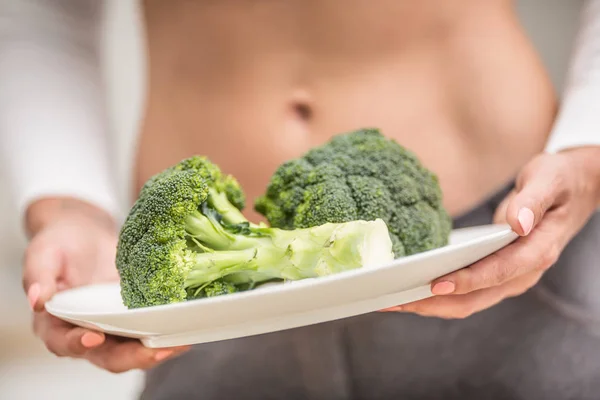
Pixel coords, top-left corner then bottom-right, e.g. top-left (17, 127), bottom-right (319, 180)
top-left (140, 186), bottom-right (600, 400)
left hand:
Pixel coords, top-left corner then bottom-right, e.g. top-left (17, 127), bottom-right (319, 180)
top-left (383, 146), bottom-right (600, 319)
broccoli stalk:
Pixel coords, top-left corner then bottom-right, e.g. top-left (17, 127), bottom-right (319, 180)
top-left (207, 187), bottom-right (247, 225)
top-left (183, 195), bottom-right (393, 297)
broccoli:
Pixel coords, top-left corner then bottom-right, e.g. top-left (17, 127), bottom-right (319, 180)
top-left (255, 128), bottom-right (452, 257)
top-left (115, 156), bottom-right (394, 309)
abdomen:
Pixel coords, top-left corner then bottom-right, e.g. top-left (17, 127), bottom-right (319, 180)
top-left (136, 0), bottom-right (557, 219)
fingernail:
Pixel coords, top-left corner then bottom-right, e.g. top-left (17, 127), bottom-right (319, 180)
top-left (518, 207), bottom-right (535, 235)
top-left (81, 332), bottom-right (105, 348)
top-left (154, 350), bottom-right (174, 361)
top-left (27, 283), bottom-right (40, 310)
top-left (432, 281), bottom-right (455, 295)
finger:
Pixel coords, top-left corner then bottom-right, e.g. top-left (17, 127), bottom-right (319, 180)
top-left (493, 190), bottom-right (516, 224)
top-left (34, 311), bottom-right (190, 370)
top-left (399, 271), bottom-right (542, 319)
top-left (23, 245), bottom-right (63, 312)
top-left (86, 338), bottom-right (191, 373)
top-left (505, 168), bottom-right (567, 236)
top-left (33, 311), bottom-right (105, 357)
top-left (432, 212), bottom-right (568, 295)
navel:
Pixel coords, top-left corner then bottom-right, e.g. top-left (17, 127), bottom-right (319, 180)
top-left (289, 88), bottom-right (314, 122)
top-left (283, 89), bottom-right (314, 143)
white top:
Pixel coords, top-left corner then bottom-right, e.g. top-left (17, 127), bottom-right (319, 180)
top-left (545, 0), bottom-right (600, 153)
top-left (1, 0), bottom-right (599, 223)
top-left (0, 0), bottom-right (119, 219)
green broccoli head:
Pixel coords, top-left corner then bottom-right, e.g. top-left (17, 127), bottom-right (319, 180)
top-left (255, 128), bottom-right (452, 256)
top-left (115, 156), bottom-right (246, 308)
top-left (116, 155), bottom-right (394, 309)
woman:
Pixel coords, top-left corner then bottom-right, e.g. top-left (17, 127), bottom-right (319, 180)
top-left (2, 0), bottom-right (600, 398)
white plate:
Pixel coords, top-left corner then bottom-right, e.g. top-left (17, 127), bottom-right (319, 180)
top-left (46, 224), bottom-right (517, 348)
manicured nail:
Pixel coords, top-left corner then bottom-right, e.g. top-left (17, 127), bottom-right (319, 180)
top-left (518, 207), bottom-right (534, 235)
top-left (432, 281), bottom-right (455, 295)
top-left (81, 332), bottom-right (105, 348)
top-left (154, 350), bottom-right (174, 361)
top-left (27, 283), bottom-right (40, 310)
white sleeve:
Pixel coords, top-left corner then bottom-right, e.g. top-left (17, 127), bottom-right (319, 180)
top-left (545, 0), bottom-right (600, 153)
top-left (0, 0), bottom-right (120, 220)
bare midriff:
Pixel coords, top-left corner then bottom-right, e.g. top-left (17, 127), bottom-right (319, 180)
top-left (136, 0), bottom-right (557, 222)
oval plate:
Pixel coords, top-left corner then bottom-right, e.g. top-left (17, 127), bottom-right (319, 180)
top-left (46, 224), bottom-right (518, 348)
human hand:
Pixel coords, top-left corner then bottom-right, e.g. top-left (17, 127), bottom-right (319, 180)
top-left (22, 197), bottom-right (190, 373)
top-left (383, 147), bottom-right (600, 318)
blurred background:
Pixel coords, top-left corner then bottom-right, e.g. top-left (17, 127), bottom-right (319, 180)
top-left (0, 0), bottom-right (586, 399)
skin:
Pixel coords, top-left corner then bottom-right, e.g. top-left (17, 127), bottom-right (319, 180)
top-left (20, 0), bottom-right (600, 373)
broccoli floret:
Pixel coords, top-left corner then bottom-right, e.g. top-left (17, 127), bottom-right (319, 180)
top-left (116, 156), bottom-right (394, 309)
top-left (255, 128), bottom-right (452, 257)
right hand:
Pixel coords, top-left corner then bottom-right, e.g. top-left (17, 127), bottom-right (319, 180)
top-left (22, 197), bottom-right (190, 373)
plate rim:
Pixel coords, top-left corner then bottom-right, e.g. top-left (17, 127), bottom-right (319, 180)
top-left (46, 224), bottom-right (517, 318)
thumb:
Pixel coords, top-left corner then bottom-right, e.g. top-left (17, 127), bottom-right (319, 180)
top-left (493, 189), bottom-right (516, 224)
top-left (23, 244), bottom-right (63, 312)
top-left (505, 173), bottom-right (565, 237)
